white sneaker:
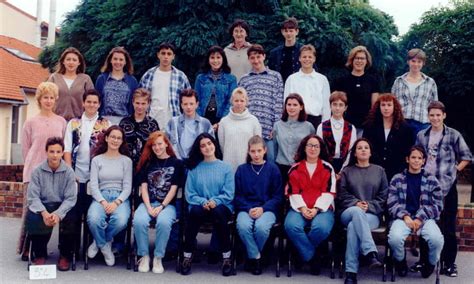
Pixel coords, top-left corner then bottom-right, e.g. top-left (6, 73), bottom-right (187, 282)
top-left (87, 240), bottom-right (99, 258)
top-left (152, 257), bottom-right (164, 274)
top-left (100, 241), bottom-right (115, 266)
top-left (138, 255), bottom-right (150, 273)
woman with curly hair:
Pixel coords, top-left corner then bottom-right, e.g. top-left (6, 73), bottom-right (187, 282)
top-left (363, 93), bottom-right (414, 181)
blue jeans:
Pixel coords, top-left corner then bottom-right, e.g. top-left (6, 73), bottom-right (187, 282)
top-left (133, 202), bottom-right (176, 258)
top-left (388, 219), bottom-right (444, 265)
top-left (284, 209), bottom-right (334, 262)
top-left (264, 138), bottom-right (275, 163)
top-left (341, 206), bottom-right (380, 273)
top-left (87, 189), bottom-right (131, 248)
top-left (236, 211), bottom-right (276, 259)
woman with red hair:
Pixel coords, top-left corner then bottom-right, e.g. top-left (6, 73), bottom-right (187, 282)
top-left (363, 94), bottom-right (414, 180)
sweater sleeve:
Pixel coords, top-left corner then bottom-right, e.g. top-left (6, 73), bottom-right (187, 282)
top-left (321, 78), bottom-right (331, 121)
top-left (387, 175), bottom-right (409, 220)
top-left (218, 120), bottom-right (226, 153)
top-left (233, 166), bottom-right (252, 212)
top-left (262, 164), bottom-right (283, 213)
top-left (52, 169), bottom-right (77, 219)
top-left (415, 176), bottom-right (443, 222)
top-left (27, 169), bottom-right (47, 214)
top-left (273, 73), bottom-right (284, 124)
top-left (367, 168), bottom-right (388, 215)
top-left (21, 121), bottom-right (32, 161)
top-left (89, 157), bottom-right (105, 202)
top-left (314, 163), bottom-right (336, 211)
top-left (210, 165), bottom-right (235, 208)
top-left (117, 157), bottom-right (133, 202)
top-left (337, 169), bottom-right (360, 210)
top-left (185, 170), bottom-right (208, 206)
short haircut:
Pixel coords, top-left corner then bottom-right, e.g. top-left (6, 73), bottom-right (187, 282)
top-left (83, 89), bottom-right (101, 103)
top-left (231, 87), bottom-right (248, 102)
top-left (329, 91), bottom-right (348, 105)
top-left (132, 88), bottom-right (151, 103)
top-left (407, 48), bottom-right (426, 63)
top-left (428, 101), bottom-right (446, 113)
top-left (35, 82), bottom-right (59, 107)
top-left (229, 19), bottom-right (250, 38)
top-left (346, 45), bottom-right (373, 69)
top-left (247, 44), bottom-right (265, 57)
top-left (282, 93), bottom-right (307, 122)
top-left (100, 46), bottom-right (134, 74)
top-left (45, 136), bottom-right (64, 151)
top-left (282, 17), bottom-right (298, 29)
top-left (408, 145), bottom-right (427, 160)
top-left (300, 44), bottom-right (316, 57)
top-left (157, 42), bottom-right (176, 54)
top-left (179, 88), bottom-right (198, 104)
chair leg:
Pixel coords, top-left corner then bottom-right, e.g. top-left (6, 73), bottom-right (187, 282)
top-left (231, 226), bottom-right (237, 275)
top-left (27, 237), bottom-right (32, 271)
top-left (339, 260), bottom-right (344, 279)
top-left (84, 229), bottom-right (89, 270)
top-left (287, 241), bottom-right (292, 277)
top-left (126, 218), bottom-right (132, 270)
top-left (435, 260), bottom-right (440, 284)
top-left (276, 231), bottom-right (282, 278)
top-left (330, 257), bottom-right (335, 279)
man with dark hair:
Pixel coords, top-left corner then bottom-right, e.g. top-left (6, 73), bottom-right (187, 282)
top-left (26, 137), bottom-right (77, 271)
top-left (139, 42), bottom-right (191, 129)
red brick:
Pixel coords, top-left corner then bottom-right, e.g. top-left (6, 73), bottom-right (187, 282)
top-left (460, 232), bottom-right (474, 239)
top-left (463, 226), bottom-right (474, 233)
top-left (458, 219), bottom-right (474, 226)
top-left (464, 239), bottom-right (474, 246)
top-left (459, 246), bottom-right (474, 252)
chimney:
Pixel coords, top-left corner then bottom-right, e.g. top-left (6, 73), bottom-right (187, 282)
top-left (35, 0), bottom-right (43, 47)
top-left (47, 0), bottom-right (57, 46)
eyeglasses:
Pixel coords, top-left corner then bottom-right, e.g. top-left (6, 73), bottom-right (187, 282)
top-left (108, 135), bottom-right (122, 141)
top-left (354, 57), bottom-right (367, 61)
top-left (306, 144), bottom-right (320, 149)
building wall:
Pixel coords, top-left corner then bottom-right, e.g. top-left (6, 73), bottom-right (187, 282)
top-left (0, 3), bottom-right (38, 47)
top-left (0, 104), bottom-right (12, 164)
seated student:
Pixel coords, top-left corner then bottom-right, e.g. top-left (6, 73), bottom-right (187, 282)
top-left (181, 133), bottom-right (234, 276)
top-left (133, 131), bottom-right (185, 273)
top-left (316, 91), bottom-right (356, 174)
top-left (337, 138), bottom-right (388, 284)
top-left (387, 145), bottom-right (444, 278)
top-left (284, 134), bottom-right (336, 275)
top-left (86, 126), bottom-right (133, 266)
top-left (26, 137), bottom-right (77, 271)
top-left (234, 135), bottom-right (283, 275)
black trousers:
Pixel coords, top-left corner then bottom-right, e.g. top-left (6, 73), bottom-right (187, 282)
top-left (440, 183), bottom-right (458, 266)
top-left (26, 203), bottom-right (78, 259)
top-left (184, 204), bottom-right (232, 254)
top-left (307, 115), bottom-right (322, 132)
top-left (65, 182), bottom-right (91, 254)
top-left (277, 163), bottom-right (291, 190)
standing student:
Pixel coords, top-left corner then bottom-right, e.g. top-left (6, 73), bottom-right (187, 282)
top-left (284, 44), bottom-right (330, 130)
top-left (416, 101), bottom-right (472, 277)
top-left (139, 42), bottom-right (191, 129)
top-left (224, 19), bottom-right (252, 81)
top-left (48, 47), bottom-right (94, 121)
top-left (95, 46), bottom-right (138, 125)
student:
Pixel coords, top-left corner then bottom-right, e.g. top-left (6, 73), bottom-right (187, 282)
top-left (224, 19), bottom-right (252, 81)
top-left (337, 138), bottom-right (388, 284)
top-left (284, 134), bottom-right (336, 275)
top-left (26, 137), bottom-right (77, 271)
top-left (181, 133), bottom-right (234, 276)
top-left (95, 46), bottom-right (138, 125)
top-left (133, 131), bottom-right (185, 273)
top-left (284, 44), bottom-right (330, 130)
top-left (387, 146), bottom-right (444, 278)
top-left (235, 135), bottom-right (283, 275)
top-left (139, 42), bottom-right (191, 129)
top-left (166, 89), bottom-right (214, 160)
top-left (268, 17), bottom-right (302, 82)
top-left (416, 101), bottom-right (472, 277)
top-left (239, 44), bottom-right (284, 163)
top-left (317, 91), bottom-right (356, 174)
top-left (86, 126), bottom-right (133, 266)
top-left (392, 48), bottom-right (438, 135)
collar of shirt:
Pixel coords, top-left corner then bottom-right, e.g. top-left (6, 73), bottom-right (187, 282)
top-left (178, 114), bottom-right (200, 124)
top-left (297, 69), bottom-right (318, 78)
top-left (227, 41), bottom-right (251, 50)
top-left (105, 72), bottom-right (126, 82)
top-left (81, 112), bottom-right (99, 122)
top-left (401, 72), bottom-right (428, 83)
top-left (249, 67), bottom-right (269, 75)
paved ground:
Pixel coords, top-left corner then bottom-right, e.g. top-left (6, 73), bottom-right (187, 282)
top-left (1, 217), bottom-right (473, 284)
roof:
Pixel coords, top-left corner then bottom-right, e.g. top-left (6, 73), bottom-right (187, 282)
top-left (0, 35), bottom-right (50, 103)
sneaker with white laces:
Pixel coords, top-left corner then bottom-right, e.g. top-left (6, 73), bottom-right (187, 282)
top-left (87, 240), bottom-right (99, 258)
top-left (138, 255), bottom-right (150, 273)
top-left (152, 257), bottom-right (164, 274)
top-left (100, 241), bottom-right (115, 266)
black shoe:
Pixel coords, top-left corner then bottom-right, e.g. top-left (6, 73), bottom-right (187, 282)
top-left (421, 262), bottom-right (435, 278)
top-left (252, 259), bottom-right (262, 275)
top-left (444, 263), bottom-right (458, 277)
top-left (222, 257), bottom-right (233, 276)
top-left (244, 259), bottom-right (254, 272)
top-left (394, 259), bottom-right (408, 277)
top-left (367, 251), bottom-right (382, 269)
top-left (344, 272), bottom-right (357, 284)
top-left (410, 261), bottom-right (423, 272)
top-left (181, 256), bottom-right (192, 275)
top-left (310, 255), bottom-right (321, 275)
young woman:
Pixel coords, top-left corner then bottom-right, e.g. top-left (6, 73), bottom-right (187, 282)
top-left (96, 46), bottom-right (139, 125)
top-left (86, 126), bottom-right (133, 266)
top-left (284, 134), bottom-right (336, 275)
top-left (181, 133), bottom-right (234, 276)
top-left (195, 45), bottom-right (237, 128)
top-left (317, 91), bottom-right (357, 174)
top-left (235, 136), bottom-right (283, 275)
top-left (363, 94), bottom-right (414, 181)
top-left (224, 19), bottom-right (252, 81)
top-left (274, 93), bottom-right (315, 185)
top-left (48, 47), bottom-right (94, 120)
top-left (218, 87), bottom-right (262, 172)
top-left (337, 138), bottom-right (388, 284)
top-left (133, 131), bottom-right (185, 273)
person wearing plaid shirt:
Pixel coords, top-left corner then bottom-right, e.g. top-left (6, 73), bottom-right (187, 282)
top-left (387, 146), bottom-right (444, 278)
top-left (139, 42), bottom-right (190, 130)
top-left (416, 101), bottom-right (472, 277)
top-left (392, 48), bottom-right (438, 135)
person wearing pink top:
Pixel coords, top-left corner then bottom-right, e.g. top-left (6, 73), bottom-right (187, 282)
top-left (18, 82), bottom-right (67, 257)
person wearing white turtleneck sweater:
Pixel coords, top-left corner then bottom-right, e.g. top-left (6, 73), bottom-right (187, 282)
top-left (218, 87), bottom-right (261, 172)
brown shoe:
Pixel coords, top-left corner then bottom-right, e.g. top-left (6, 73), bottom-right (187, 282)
top-left (33, 257), bottom-right (47, 265)
top-left (57, 256), bottom-right (70, 271)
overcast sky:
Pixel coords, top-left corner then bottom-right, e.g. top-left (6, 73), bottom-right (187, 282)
top-left (8, 0), bottom-right (452, 35)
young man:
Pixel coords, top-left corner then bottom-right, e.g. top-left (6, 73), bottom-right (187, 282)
top-left (139, 42), bottom-right (191, 129)
top-left (238, 44), bottom-right (284, 163)
top-left (268, 17), bottom-right (302, 82)
top-left (166, 88), bottom-right (214, 160)
top-left (26, 137), bottom-right (77, 271)
top-left (416, 101), bottom-right (472, 277)
top-left (284, 44), bottom-right (331, 130)
top-left (387, 146), bottom-right (444, 278)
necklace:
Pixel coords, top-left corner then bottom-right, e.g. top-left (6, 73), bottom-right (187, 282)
top-left (251, 162), bottom-right (266, 175)
top-left (333, 120), bottom-right (343, 130)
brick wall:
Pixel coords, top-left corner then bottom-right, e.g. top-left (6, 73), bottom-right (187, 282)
top-left (458, 204), bottom-right (474, 252)
top-left (0, 181), bottom-right (26, 218)
top-left (0, 165), bottom-right (23, 182)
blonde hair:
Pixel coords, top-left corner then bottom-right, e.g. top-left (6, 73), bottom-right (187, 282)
top-left (300, 44), bottom-right (317, 57)
top-left (346, 45), bottom-right (372, 69)
top-left (231, 87), bottom-right (248, 103)
top-left (35, 82), bottom-right (59, 108)
top-left (407, 48), bottom-right (426, 63)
